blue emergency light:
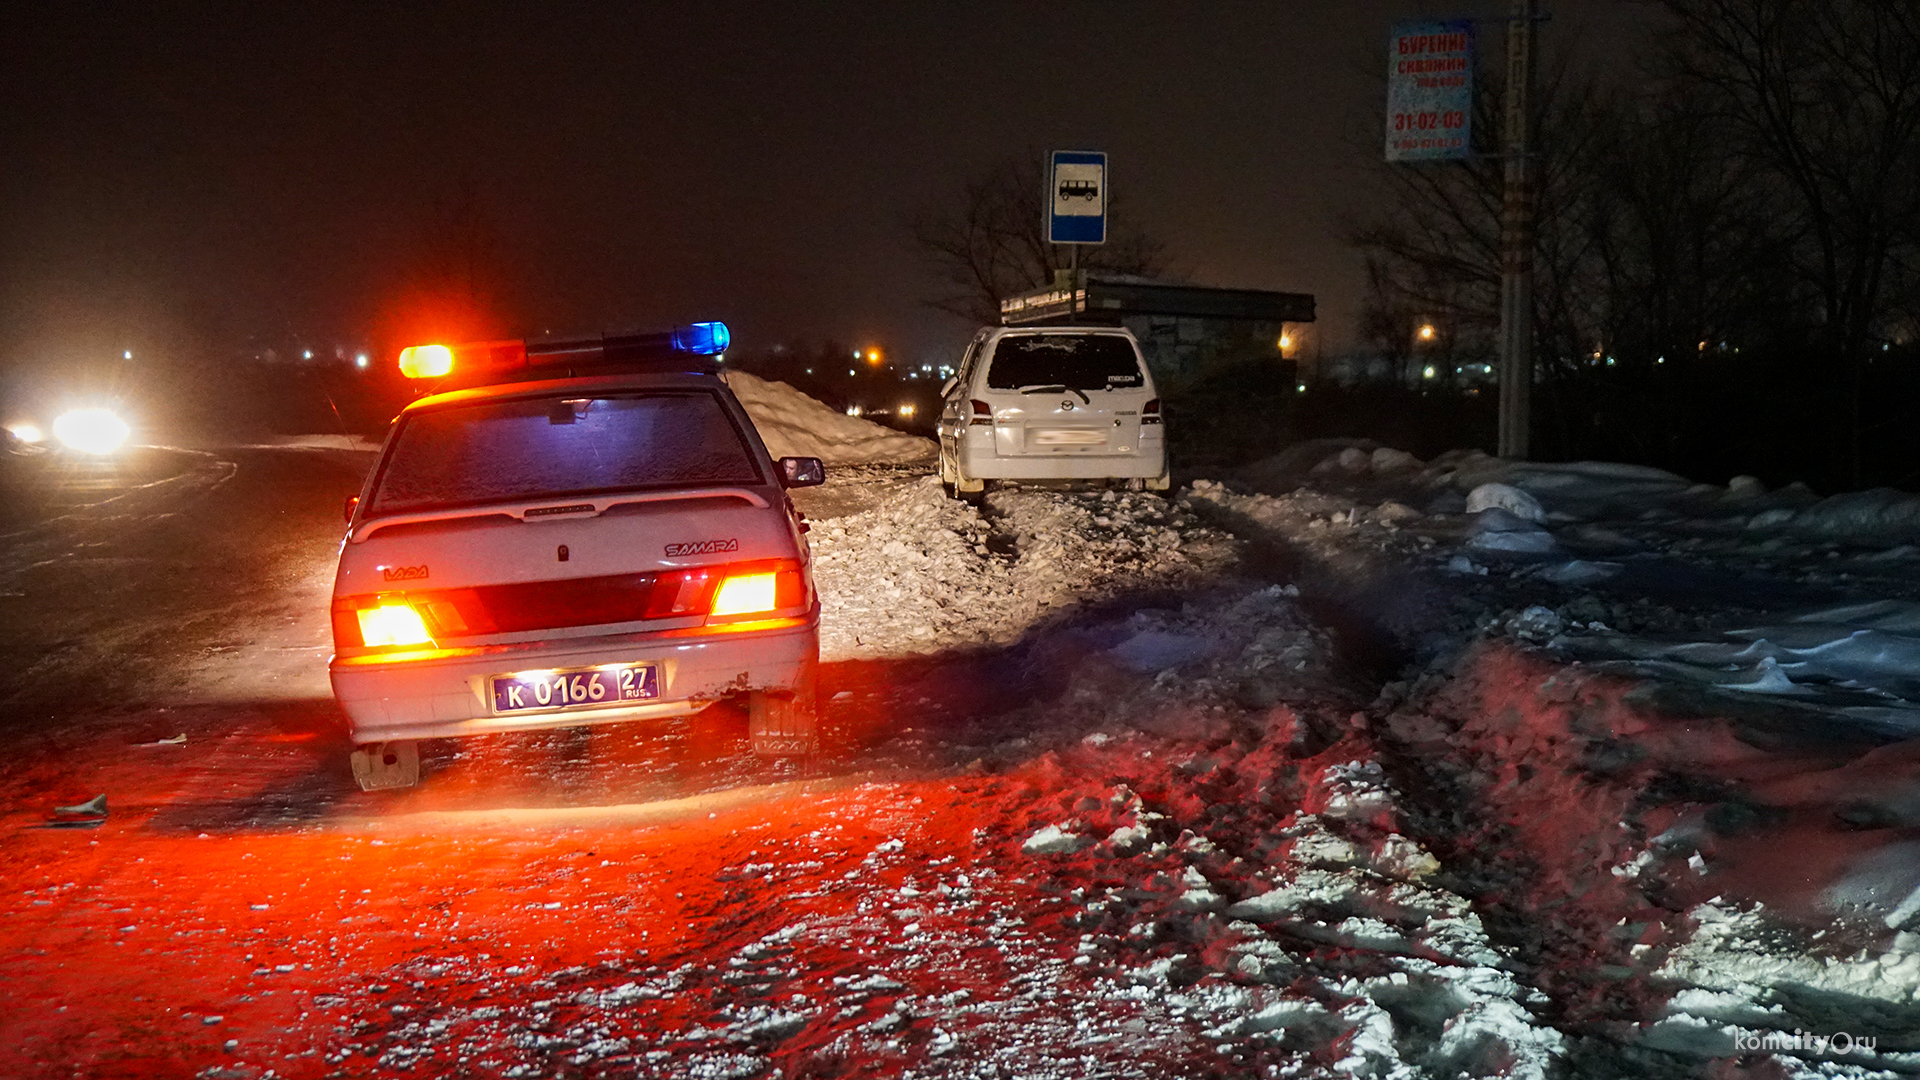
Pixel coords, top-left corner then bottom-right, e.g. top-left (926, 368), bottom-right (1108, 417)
top-left (672, 321), bottom-right (731, 356)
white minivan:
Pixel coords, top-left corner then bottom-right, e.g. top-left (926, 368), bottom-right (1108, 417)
top-left (936, 325), bottom-right (1167, 496)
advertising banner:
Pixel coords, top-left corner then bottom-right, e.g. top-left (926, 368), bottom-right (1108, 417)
top-left (1386, 21), bottom-right (1473, 161)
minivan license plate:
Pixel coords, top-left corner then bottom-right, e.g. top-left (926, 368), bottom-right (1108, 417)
top-left (491, 664), bottom-right (657, 713)
top-left (1032, 428), bottom-right (1107, 446)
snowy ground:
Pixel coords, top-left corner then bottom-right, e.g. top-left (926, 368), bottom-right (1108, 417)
top-left (7, 404), bottom-right (1920, 1077)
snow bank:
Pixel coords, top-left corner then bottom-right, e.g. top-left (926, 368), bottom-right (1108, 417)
top-left (724, 370), bottom-right (933, 465)
top-left (808, 478), bottom-right (1234, 659)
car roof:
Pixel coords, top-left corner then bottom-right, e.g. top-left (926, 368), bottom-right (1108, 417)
top-left (401, 369), bottom-right (734, 415)
top-left (981, 324), bottom-right (1138, 341)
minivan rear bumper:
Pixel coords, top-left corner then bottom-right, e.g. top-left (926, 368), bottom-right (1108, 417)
top-left (959, 436), bottom-right (1166, 480)
top-left (329, 610), bottom-right (818, 744)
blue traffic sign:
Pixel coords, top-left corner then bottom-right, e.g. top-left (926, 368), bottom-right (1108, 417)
top-left (1048, 150), bottom-right (1107, 245)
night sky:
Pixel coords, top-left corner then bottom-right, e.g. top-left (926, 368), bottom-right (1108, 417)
top-left (0, 1), bottom-right (1654, 383)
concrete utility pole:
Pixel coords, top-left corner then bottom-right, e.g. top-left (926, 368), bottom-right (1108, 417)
top-left (1496, 0), bottom-right (1537, 460)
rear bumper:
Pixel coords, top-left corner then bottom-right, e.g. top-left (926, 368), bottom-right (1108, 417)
top-left (959, 440), bottom-right (1166, 480)
top-left (329, 612), bottom-right (818, 744)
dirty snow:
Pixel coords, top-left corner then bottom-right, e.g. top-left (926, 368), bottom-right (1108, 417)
top-left (725, 370), bottom-right (934, 464)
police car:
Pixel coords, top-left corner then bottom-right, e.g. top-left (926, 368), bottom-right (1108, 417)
top-left (329, 323), bottom-right (823, 790)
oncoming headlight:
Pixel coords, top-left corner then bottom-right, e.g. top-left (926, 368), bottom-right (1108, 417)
top-left (52, 409), bottom-right (131, 455)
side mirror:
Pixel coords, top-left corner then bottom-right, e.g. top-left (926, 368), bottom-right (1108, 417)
top-left (343, 495), bottom-right (359, 523)
top-left (779, 456), bottom-right (826, 488)
top-left (940, 377), bottom-right (958, 397)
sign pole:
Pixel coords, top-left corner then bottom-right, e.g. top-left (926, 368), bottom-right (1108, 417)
top-left (1496, 0), bottom-right (1536, 460)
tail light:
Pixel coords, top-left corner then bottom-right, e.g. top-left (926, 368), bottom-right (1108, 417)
top-left (331, 559), bottom-right (809, 650)
top-left (1142, 398), bottom-right (1162, 425)
top-left (969, 400), bottom-right (993, 426)
top-left (333, 599), bottom-right (436, 649)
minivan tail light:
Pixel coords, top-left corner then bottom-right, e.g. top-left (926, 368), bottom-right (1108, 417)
top-left (1142, 398), bottom-right (1162, 425)
top-left (969, 400), bottom-right (993, 426)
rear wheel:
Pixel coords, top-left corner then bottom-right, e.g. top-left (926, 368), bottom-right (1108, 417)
top-left (750, 659), bottom-right (819, 757)
top-left (350, 740), bottom-right (420, 791)
top-left (952, 456), bottom-right (985, 500)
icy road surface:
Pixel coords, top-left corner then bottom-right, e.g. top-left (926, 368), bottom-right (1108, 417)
top-left (5, 442), bottom-right (1920, 1078)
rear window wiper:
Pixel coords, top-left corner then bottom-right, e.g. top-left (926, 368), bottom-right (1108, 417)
top-left (1018, 384), bottom-right (1090, 404)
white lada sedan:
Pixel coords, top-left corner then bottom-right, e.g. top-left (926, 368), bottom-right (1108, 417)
top-left (329, 325), bottom-right (823, 790)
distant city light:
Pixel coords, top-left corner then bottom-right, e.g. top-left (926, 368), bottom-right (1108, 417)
top-left (1296, 384), bottom-right (1307, 393)
top-left (898, 403), bottom-right (916, 418)
top-left (866, 348), bottom-right (882, 365)
top-left (1422, 365), bottom-right (1437, 379)
top-left (122, 350), bottom-right (132, 360)
top-left (1416, 324), bottom-right (1437, 342)
top-left (1277, 334), bottom-right (1292, 351)
top-left (846, 405), bottom-right (864, 417)
top-left (302, 349), bottom-right (313, 360)
top-left (355, 353), bottom-right (370, 369)
top-left (848, 369), bottom-right (856, 377)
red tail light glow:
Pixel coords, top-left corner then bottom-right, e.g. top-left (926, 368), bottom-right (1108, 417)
top-left (969, 400), bottom-right (993, 426)
top-left (331, 559), bottom-right (809, 650)
top-left (1142, 398), bottom-right (1162, 425)
top-left (354, 602), bottom-right (434, 647)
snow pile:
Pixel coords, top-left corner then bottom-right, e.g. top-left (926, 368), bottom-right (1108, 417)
top-left (1560, 599), bottom-right (1920, 734)
top-left (1007, 735), bottom-right (1569, 1078)
top-left (809, 479), bottom-right (1235, 659)
top-left (1647, 901), bottom-right (1920, 1072)
top-left (724, 370), bottom-right (934, 465)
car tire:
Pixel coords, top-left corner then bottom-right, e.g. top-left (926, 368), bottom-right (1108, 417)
top-left (952, 457), bottom-right (985, 500)
top-left (750, 657), bottom-right (819, 757)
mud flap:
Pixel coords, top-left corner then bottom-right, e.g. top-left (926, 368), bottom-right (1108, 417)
top-left (749, 662), bottom-right (819, 757)
top-left (1146, 468), bottom-right (1171, 492)
top-left (350, 740), bottom-right (420, 791)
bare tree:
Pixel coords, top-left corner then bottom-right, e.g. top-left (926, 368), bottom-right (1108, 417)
top-left (912, 156), bottom-right (1173, 324)
top-left (1661, 0), bottom-right (1920, 481)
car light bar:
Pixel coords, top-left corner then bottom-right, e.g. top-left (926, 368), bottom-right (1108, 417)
top-left (397, 322), bottom-right (732, 384)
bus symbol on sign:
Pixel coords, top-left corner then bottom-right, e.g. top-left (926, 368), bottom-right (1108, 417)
top-left (1058, 179), bottom-right (1099, 202)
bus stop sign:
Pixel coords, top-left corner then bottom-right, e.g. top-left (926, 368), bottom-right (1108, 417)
top-left (1048, 150), bottom-right (1107, 245)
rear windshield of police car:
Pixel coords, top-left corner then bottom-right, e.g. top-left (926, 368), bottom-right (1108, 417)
top-left (366, 391), bottom-right (762, 516)
top-left (985, 333), bottom-right (1145, 391)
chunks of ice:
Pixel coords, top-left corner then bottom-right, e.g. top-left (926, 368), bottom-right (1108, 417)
top-left (1466, 482), bottom-right (1546, 523)
top-left (1108, 630), bottom-right (1212, 673)
top-left (1022, 824), bottom-right (1091, 855)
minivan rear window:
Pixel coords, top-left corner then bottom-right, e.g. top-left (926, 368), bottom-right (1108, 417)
top-left (367, 391), bottom-right (761, 516)
top-left (985, 334), bottom-right (1145, 391)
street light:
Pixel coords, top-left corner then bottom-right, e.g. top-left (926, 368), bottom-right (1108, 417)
top-left (1416, 323), bottom-right (1437, 342)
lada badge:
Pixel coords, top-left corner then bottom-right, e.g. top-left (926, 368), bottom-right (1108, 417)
top-left (664, 538), bottom-right (740, 558)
